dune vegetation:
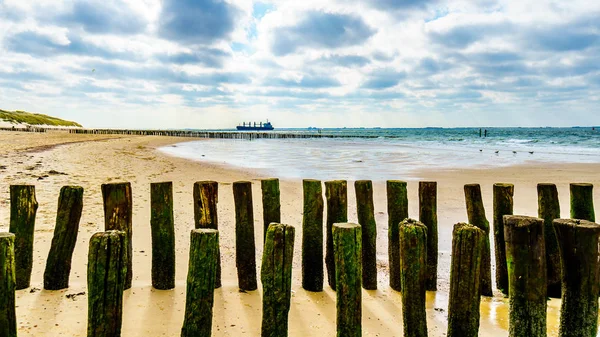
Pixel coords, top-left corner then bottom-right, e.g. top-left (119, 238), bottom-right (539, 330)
top-left (0, 109), bottom-right (82, 127)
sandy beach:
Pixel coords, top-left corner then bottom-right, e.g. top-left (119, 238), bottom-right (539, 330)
top-left (1, 131), bottom-right (599, 336)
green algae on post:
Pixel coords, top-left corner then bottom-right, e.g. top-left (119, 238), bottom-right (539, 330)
top-left (233, 181), bottom-right (257, 291)
top-left (261, 178), bottom-right (281, 240)
top-left (181, 229), bottom-right (219, 337)
top-left (554, 218), bottom-right (600, 337)
top-left (325, 180), bottom-right (348, 291)
top-left (538, 183), bottom-right (561, 298)
top-left (193, 181), bottom-right (221, 288)
top-left (493, 183), bottom-right (513, 295)
top-left (261, 223), bottom-right (295, 337)
top-left (419, 181), bottom-right (437, 291)
top-left (464, 184), bottom-right (492, 296)
top-left (333, 223), bottom-right (362, 337)
top-left (448, 223), bottom-right (484, 337)
top-left (355, 180), bottom-right (377, 290)
top-left (570, 183), bottom-right (595, 221)
top-left (150, 182), bottom-right (175, 290)
top-left (0, 232), bottom-right (16, 337)
top-left (44, 186), bottom-right (84, 290)
top-left (399, 218), bottom-right (428, 337)
top-left (302, 179), bottom-right (324, 292)
top-left (387, 180), bottom-right (408, 292)
top-left (504, 215), bottom-right (547, 337)
top-left (9, 184), bottom-right (38, 290)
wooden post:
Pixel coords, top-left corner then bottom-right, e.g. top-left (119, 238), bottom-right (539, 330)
top-left (419, 181), bottom-right (437, 291)
top-left (87, 230), bottom-right (127, 337)
top-left (325, 180), bottom-right (348, 291)
top-left (570, 183), bottom-right (595, 221)
top-left (233, 181), bottom-right (257, 291)
top-left (150, 182), bottom-right (175, 290)
top-left (261, 178), bottom-right (281, 240)
top-left (355, 180), bottom-right (377, 290)
top-left (9, 184), bottom-right (38, 290)
top-left (181, 229), bottom-right (219, 337)
top-left (493, 183), bottom-right (513, 295)
top-left (554, 219), bottom-right (600, 337)
top-left (193, 181), bottom-right (221, 288)
top-left (333, 223), bottom-right (361, 337)
top-left (302, 179), bottom-right (324, 292)
top-left (261, 224), bottom-right (295, 337)
top-left (387, 180), bottom-right (408, 291)
top-left (538, 183), bottom-right (561, 298)
top-left (0, 233), bottom-right (16, 337)
top-left (447, 223), bottom-right (484, 337)
top-left (44, 186), bottom-right (84, 290)
top-left (101, 182), bottom-right (133, 289)
top-left (399, 218), bottom-right (428, 337)
top-left (504, 215), bottom-right (547, 337)
top-left (464, 184), bottom-right (492, 296)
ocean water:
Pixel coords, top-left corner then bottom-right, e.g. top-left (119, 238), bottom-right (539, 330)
top-left (159, 127), bottom-right (600, 180)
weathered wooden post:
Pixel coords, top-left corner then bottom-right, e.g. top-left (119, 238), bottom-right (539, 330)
top-left (325, 180), bottom-right (348, 291)
top-left (9, 184), bottom-right (38, 290)
top-left (181, 229), bottom-right (219, 337)
top-left (261, 178), bottom-right (281, 240)
top-left (233, 181), bottom-right (257, 291)
top-left (554, 219), bottom-right (600, 337)
top-left (387, 180), bottom-right (408, 292)
top-left (150, 182), bottom-right (175, 290)
top-left (399, 218), bottom-right (428, 337)
top-left (493, 183), bottom-right (513, 295)
top-left (261, 224), bottom-right (295, 337)
top-left (464, 184), bottom-right (492, 296)
top-left (419, 181), bottom-right (437, 291)
top-left (102, 182), bottom-right (133, 289)
top-left (355, 180), bottom-right (377, 290)
top-left (504, 215), bottom-right (547, 337)
top-left (0, 233), bottom-right (16, 337)
top-left (44, 186), bottom-right (84, 290)
top-left (333, 223), bottom-right (361, 337)
top-left (302, 179), bottom-right (324, 292)
top-left (538, 183), bottom-right (561, 298)
top-left (447, 223), bottom-right (484, 337)
top-left (87, 230), bottom-right (127, 337)
top-left (570, 183), bottom-right (595, 221)
top-left (193, 181), bottom-right (221, 288)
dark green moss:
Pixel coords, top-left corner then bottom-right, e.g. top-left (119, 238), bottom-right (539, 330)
top-left (193, 181), bottom-right (221, 288)
top-left (325, 180), bottom-right (347, 291)
top-left (333, 223), bottom-right (362, 337)
top-left (302, 179), bottom-right (324, 292)
top-left (0, 233), bottom-right (16, 337)
top-left (261, 178), bottom-right (281, 240)
top-left (387, 180), bottom-right (408, 292)
top-left (493, 183), bottom-right (513, 295)
top-left (233, 181), bottom-right (257, 291)
top-left (538, 183), bottom-right (561, 298)
top-left (464, 184), bottom-right (492, 296)
top-left (9, 185), bottom-right (38, 290)
top-left (355, 180), bottom-right (377, 290)
top-left (150, 182), bottom-right (175, 290)
top-left (419, 181), bottom-right (437, 291)
top-left (570, 183), bottom-right (595, 222)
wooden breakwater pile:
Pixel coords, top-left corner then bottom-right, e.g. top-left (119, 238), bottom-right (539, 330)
top-left (1, 180), bottom-right (599, 336)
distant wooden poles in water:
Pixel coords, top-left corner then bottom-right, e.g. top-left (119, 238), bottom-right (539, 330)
top-left (355, 180), bottom-right (377, 290)
top-left (101, 182), bottom-right (133, 289)
top-left (150, 182), bottom-right (175, 290)
top-left (325, 180), bottom-right (348, 291)
top-left (419, 181), bottom-right (437, 291)
top-left (447, 223), bottom-right (484, 337)
top-left (570, 183), bottom-right (595, 221)
top-left (554, 219), bottom-right (600, 337)
top-left (464, 184), bottom-right (492, 296)
top-left (387, 180), bottom-right (408, 292)
top-left (333, 223), bottom-right (362, 337)
top-left (87, 230), bottom-right (127, 337)
top-left (0, 232), bottom-right (16, 337)
top-left (493, 183), bottom-right (513, 295)
top-left (44, 186), bottom-right (84, 290)
top-left (233, 181), bottom-right (257, 291)
top-left (538, 183), bottom-right (561, 298)
top-left (261, 178), bottom-right (281, 240)
top-left (504, 215), bottom-right (547, 337)
top-left (261, 223), bottom-right (295, 337)
top-left (399, 219), bottom-right (428, 337)
top-left (9, 184), bottom-right (38, 290)
top-left (302, 179), bottom-right (324, 292)
top-left (181, 229), bottom-right (219, 337)
top-left (193, 181), bottom-right (221, 288)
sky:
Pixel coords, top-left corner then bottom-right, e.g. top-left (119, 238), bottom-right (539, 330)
top-left (0, 0), bottom-right (599, 128)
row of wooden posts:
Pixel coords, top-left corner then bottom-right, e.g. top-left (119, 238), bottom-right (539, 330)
top-left (0, 180), bottom-right (597, 337)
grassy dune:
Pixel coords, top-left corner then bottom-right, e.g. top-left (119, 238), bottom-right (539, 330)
top-left (0, 109), bottom-right (82, 127)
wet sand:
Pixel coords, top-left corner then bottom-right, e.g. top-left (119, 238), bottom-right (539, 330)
top-left (0, 131), bottom-right (598, 336)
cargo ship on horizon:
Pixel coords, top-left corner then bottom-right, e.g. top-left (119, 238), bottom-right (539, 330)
top-left (236, 120), bottom-right (274, 131)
